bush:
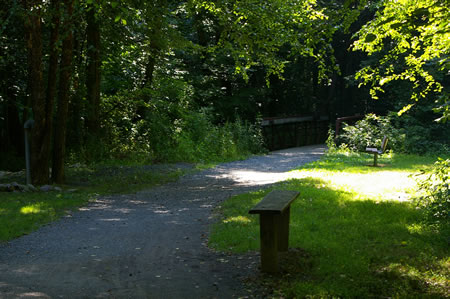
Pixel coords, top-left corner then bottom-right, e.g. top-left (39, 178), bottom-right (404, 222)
top-left (335, 113), bottom-right (450, 155)
top-left (389, 113), bottom-right (450, 155)
top-left (75, 77), bottom-right (265, 164)
top-left (173, 111), bottom-right (265, 162)
top-left (336, 113), bottom-right (403, 152)
top-left (414, 158), bottom-right (449, 226)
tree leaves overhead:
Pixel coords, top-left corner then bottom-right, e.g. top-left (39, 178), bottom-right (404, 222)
top-left (189, 0), bottom-right (331, 81)
top-left (353, 0), bottom-right (450, 122)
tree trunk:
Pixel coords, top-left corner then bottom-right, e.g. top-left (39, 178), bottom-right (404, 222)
top-left (143, 54), bottom-right (156, 87)
top-left (52, 0), bottom-right (74, 184)
top-left (24, 0), bottom-right (50, 185)
top-left (45, 0), bottom-right (60, 171)
top-left (69, 37), bottom-right (84, 150)
top-left (85, 4), bottom-right (101, 137)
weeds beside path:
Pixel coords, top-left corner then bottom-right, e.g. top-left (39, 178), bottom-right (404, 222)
top-left (0, 145), bottom-right (326, 298)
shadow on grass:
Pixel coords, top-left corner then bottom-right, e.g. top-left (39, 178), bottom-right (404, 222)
top-left (210, 177), bottom-right (448, 298)
top-left (64, 163), bottom-right (194, 193)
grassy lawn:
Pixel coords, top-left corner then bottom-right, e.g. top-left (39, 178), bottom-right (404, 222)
top-left (209, 150), bottom-right (449, 297)
top-left (0, 163), bottom-right (194, 242)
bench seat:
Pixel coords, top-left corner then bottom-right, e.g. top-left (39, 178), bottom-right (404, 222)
top-left (365, 136), bottom-right (388, 166)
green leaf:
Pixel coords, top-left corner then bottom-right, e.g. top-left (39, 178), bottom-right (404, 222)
top-left (121, 19), bottom-right (127, 25)
top-left (114, 15), bottom-right (120, 22)
top-left (111, 2), bottom-right (118, 8)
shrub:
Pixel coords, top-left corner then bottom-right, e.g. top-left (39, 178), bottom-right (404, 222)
top-left (389, 113), bottom-right (450, 155)
top-left (337, 113), bottom-right (403, 152)
top-left (75, 77), bottom-right (266, 164)
top-left (414, 158), bottom-right (449, 226)
top-left (335, 112), bottom-right (450, 155)
top-left (173, 111), bottom-right (265, 162)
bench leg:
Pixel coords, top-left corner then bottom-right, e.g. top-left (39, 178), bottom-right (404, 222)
top-left (373, 153), bottom-right (378, 167)
top-left (278, 207), bottom-right (290, 252)
top-left (259, 214), bottom-right (279, 273)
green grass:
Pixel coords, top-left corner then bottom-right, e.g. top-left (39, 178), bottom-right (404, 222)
top-left (0, 162), bottom-right (194, 242)
top-left (209, 150), bottom-right (449, 297)
top-left (0, 192), bottom-right (90, 241)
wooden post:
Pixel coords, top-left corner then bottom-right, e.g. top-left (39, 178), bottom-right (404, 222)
top-left (259, 213), bottom-right (279, 273)
top-left (278, 207), bottom-right (290, 252)
top-left (373, 153), bottom-right (378, 167)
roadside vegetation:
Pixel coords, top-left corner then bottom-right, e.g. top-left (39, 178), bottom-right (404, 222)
top-left (0, 119), bottom-right (265, 242)
top-left (209, 145), bottom-right (449, 297)
top-left (0, 163), bottom-right (191, 242)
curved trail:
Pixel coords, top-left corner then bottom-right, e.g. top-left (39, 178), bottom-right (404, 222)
top-left (0, 145), bottom-right (326, 298)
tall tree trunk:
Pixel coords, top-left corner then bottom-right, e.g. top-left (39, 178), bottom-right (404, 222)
top-left (85, 4), bottom-right (101, 137)
top-left (69, 37), bottom-right (84, 150)
top-left (45, 0), bottom-right (61, 173)
top-left (52, 0), bottom-right (74, 184)
top-left (24, 0), bottom-right (49, 185)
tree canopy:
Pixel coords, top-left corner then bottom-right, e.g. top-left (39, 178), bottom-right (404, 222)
top-left (353, 0), bottom-right (449, 121)
top-left (0, 0), bottom-right (448, 183)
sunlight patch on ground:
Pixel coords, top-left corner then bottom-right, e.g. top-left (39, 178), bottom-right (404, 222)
top-left (213, 167), bottom-right (418, 202)
top-left (224, 170), bottom-right (296, 185)
top-left (223, 215), bottom-right (252, 224)
top-left (20, 204), bottom-right (43, 214)
top-left (290, 169), bottom-right (417, 202)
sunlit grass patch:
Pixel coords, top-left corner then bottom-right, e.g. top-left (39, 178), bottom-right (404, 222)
top-left (0, 163), bottom-right (193, 242)
top-left (0, 192), bottom-right (90, 241)
top-left (209, 151), bottom-right (449, 297)
top-left (20, 203), bottom-right (44, 214)
top-left (223, 215), bottom-right (252, 224)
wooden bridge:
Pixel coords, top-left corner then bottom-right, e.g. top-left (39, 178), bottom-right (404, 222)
top-left (261, 116), bottom-right (329, 151)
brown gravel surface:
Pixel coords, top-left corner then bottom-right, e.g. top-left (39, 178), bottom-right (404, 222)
top-left (0, 145), bottom-right (326, 298)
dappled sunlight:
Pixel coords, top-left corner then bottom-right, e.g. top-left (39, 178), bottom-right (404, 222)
top-left (223, 215), bottom-right (252, 224)
top-left (20, 204), bottom-right (44, 214)
top-left (17, 292), bottom-right (51, 298)
top-left (224, 170), bottom-right (298, 185)
top-left (98, 218), bottom-right (124, 222)
top-left (378, 261), bottom-right (449, 294)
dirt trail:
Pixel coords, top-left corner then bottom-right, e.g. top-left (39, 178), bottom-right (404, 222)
top-left (0, 145), bottom-right (326, 298)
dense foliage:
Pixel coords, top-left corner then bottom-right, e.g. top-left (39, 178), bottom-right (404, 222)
top-left (1, 0), bottom-right (448, 183)
top-left (353, 0), bottom-right (449, 121)
top-left (414, 158), bottom-right (449, 227)
top-left (337, 113), bottom-right (449, 154)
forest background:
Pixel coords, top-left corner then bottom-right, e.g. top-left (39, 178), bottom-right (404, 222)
top-left (0, 0), bottom-right (449, 185)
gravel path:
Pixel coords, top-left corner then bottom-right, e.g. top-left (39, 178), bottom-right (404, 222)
top-left (0, 145), bottom-right (326, 299)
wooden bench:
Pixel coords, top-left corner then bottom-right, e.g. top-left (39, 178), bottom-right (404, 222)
top-left (249, 190), bottom-right (300, 272)
top-left (365, 136), bottom-right (388, 167)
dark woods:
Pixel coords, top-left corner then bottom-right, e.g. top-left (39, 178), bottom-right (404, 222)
top-left (1, 0), bottom-right (448, 184)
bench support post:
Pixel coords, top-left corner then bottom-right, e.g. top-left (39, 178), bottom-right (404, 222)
top-left (259, 213), bottom-right (279, 273)
top-left (373, 153), bottom-right (378, 167)
top-left (278, 207), bottom-right (290, 252)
